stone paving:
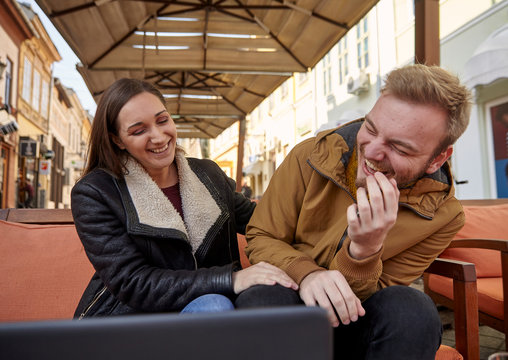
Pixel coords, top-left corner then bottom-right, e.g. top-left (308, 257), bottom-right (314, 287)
top-left (438, 306), bottom-right (505, 360)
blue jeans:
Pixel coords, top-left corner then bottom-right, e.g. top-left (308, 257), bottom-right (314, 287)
top-left (235, 284), bottom-right (442, 360)
top-left (181, 294), bottom-right (234, 314)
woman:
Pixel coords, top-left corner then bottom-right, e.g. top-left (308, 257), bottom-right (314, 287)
top-left (72, 78), bottom-right (297, 318)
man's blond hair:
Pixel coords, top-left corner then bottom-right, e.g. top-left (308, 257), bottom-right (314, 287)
top-left (382, 64), bottom-right (472, 153)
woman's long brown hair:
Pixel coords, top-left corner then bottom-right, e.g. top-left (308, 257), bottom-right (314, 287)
top-left (83, 79), bottom-right (166, 178)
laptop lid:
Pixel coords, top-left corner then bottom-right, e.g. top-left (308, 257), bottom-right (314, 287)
top-left (0, 306), bottom-right (331, 360)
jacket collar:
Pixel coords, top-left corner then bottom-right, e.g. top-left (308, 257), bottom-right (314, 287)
top-left (309, 119), bottom-right (456, 219)
top-left (121, 150), bottom-right (222, 253)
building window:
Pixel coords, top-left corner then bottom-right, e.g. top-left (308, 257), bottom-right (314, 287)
top-left (406, 0), bottom-right (415, 18)
top-left (41, 79), bottom-right (50, 119)
top-left (4, 58), bottom-right (13, 108)
top-left (323, 52), bottom-right (332, 95)
top-left (32, 70), bottom-right (41, 112)
top-left (22, 57), bottom-right (32, 102)
top-left (268, 93), bottom-right (275, 112)
top-left (338, 37), bottom-right (348, 85)
top-left (297, 71), bottom-right (308, 85)
top-left (356, 18), bottom-right (369, 69)
top-left (281, 81), bottom-right (288, 99)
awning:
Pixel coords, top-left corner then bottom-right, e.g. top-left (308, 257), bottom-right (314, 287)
top-left (0, 107), bottom-right (19, 135)
top-left (243, 158), bottom-right (265, 176)
top-left (34, 0), bottom-right (380, 138)
top-left (463, 24), bottom-right (508, 88)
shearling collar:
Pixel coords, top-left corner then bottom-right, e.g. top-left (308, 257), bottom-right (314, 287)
top-left (122, 151), bottom-right (222, 253)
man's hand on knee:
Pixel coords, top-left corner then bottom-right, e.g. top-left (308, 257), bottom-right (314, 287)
top-left (299, 270), bottom-right (365, 327)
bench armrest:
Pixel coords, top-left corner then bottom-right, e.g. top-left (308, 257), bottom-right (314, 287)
top-left (448, 238), bottom-right (508, 252)
top-left (425, 258), bottom-right (476, 282)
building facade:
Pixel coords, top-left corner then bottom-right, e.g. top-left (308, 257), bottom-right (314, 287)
top-left (1, 1), bottom-right (93, 209)
top-left (210, 0), bottom-right (508, 200)
top-left (441, 2), bottom-right (508, 199)
top-left (16, 2), bottom-right (61, 208)
top-left (49, 79), bottom-right (90, 208)
top-left (0, 0), bottom-right (34, 208)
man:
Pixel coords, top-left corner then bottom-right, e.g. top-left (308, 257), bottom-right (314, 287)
top-left (241, 177), bottom-right (253, 199)
top-left (235, 64), bottom-right (472, 360)
top-left (20, 179), bottom-right (34, 208)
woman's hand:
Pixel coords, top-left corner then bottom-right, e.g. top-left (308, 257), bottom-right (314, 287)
top-left (232, 262), bottom-right (299, 294)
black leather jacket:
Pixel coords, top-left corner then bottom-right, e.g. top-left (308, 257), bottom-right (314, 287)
top-left (72, 153), bottom-right (255, 318)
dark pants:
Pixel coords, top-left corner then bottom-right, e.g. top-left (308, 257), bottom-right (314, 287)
top-left (235, 284), bottom-right (442, 360)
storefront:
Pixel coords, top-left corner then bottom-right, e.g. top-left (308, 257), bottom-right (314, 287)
top-left (0, 103), bottom-right (18, 208)
top-left (450, 21), bottom-right (508, 199)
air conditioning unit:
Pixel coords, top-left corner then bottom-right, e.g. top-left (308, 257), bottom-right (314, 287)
top-left (347, 70), bottom-right (370, 95)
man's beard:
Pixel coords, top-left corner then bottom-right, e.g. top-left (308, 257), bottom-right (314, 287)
top-left (355, 153), bottom-right (434, 189)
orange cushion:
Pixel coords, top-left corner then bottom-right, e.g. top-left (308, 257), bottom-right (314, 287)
top-left (428, 275), bottom-right (504, 320)
top-left (439, 248), bottom-right (500, 278)
top-left (435, 344), bottom-right (463, 360)
top-left (0, 220), bottom-right (95, 322)
top-left (439, 204), bottom-right (508, 278)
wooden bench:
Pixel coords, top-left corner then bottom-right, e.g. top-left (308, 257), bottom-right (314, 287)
top-left (0, 208), bottom-right (335, 360)
top-left (0, 208), bottom-right (94, 322)
top-left (0, 208), bottom-right (251, 321)
top-left (1, 204), bottom-right (494, 359)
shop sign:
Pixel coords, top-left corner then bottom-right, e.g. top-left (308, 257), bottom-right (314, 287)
top-left (39, 160), bottom-right (51, 175)
top-left (20, 139), bottom-right (38, 157)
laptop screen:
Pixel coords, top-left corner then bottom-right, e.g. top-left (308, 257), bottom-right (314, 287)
top-left (0, 306), bottom-right (331, 360)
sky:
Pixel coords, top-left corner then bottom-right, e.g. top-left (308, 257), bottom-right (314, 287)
top-left (23, 0), bottom-right (97, 116)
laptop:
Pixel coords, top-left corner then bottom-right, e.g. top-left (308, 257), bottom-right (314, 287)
top-left (0, 306), bottom-right (332, 360)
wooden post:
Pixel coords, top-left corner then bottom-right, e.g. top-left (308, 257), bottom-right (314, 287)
top-left (236, 117), bottom-right (246, 192)
top-left (414, 0), bottom-right (440, 66)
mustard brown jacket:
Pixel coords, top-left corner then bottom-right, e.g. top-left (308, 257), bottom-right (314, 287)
top-left (245, 120), bottom-right (465, 300)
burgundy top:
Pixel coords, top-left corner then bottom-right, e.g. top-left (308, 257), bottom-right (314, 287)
top-left (161, 183), bottom-right (183, 218)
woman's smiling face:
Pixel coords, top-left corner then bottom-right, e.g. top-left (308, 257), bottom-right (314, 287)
top-left (112, 91), bottom-right (177, 180)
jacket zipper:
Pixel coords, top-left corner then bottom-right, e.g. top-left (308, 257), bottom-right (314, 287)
top-left (192, 252), bottom-right (198, 270)
top-left (78, 285), bottom-right (107, 320)
top-left (399, 202), bottom-right (432, 220)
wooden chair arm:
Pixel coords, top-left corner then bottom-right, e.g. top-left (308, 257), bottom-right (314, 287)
top-left (0, 208), bottom-right (74, 224)
top-left (424, 258), bottom-right (479, 360)
top-left (448, 238), bottom-right (508, 252)
top-left (425, 258), bottom-right (477, 282)
top-left (0, 209), bottom-right (8, 221)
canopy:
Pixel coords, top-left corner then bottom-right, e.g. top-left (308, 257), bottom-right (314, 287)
top-left (35, 0), bottom-right (379, 138)
top-left (77, 67), bottom-right (290, 138)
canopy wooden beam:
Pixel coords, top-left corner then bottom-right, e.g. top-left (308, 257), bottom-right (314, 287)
top-left (415, 0), bottom-right (440, 66)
